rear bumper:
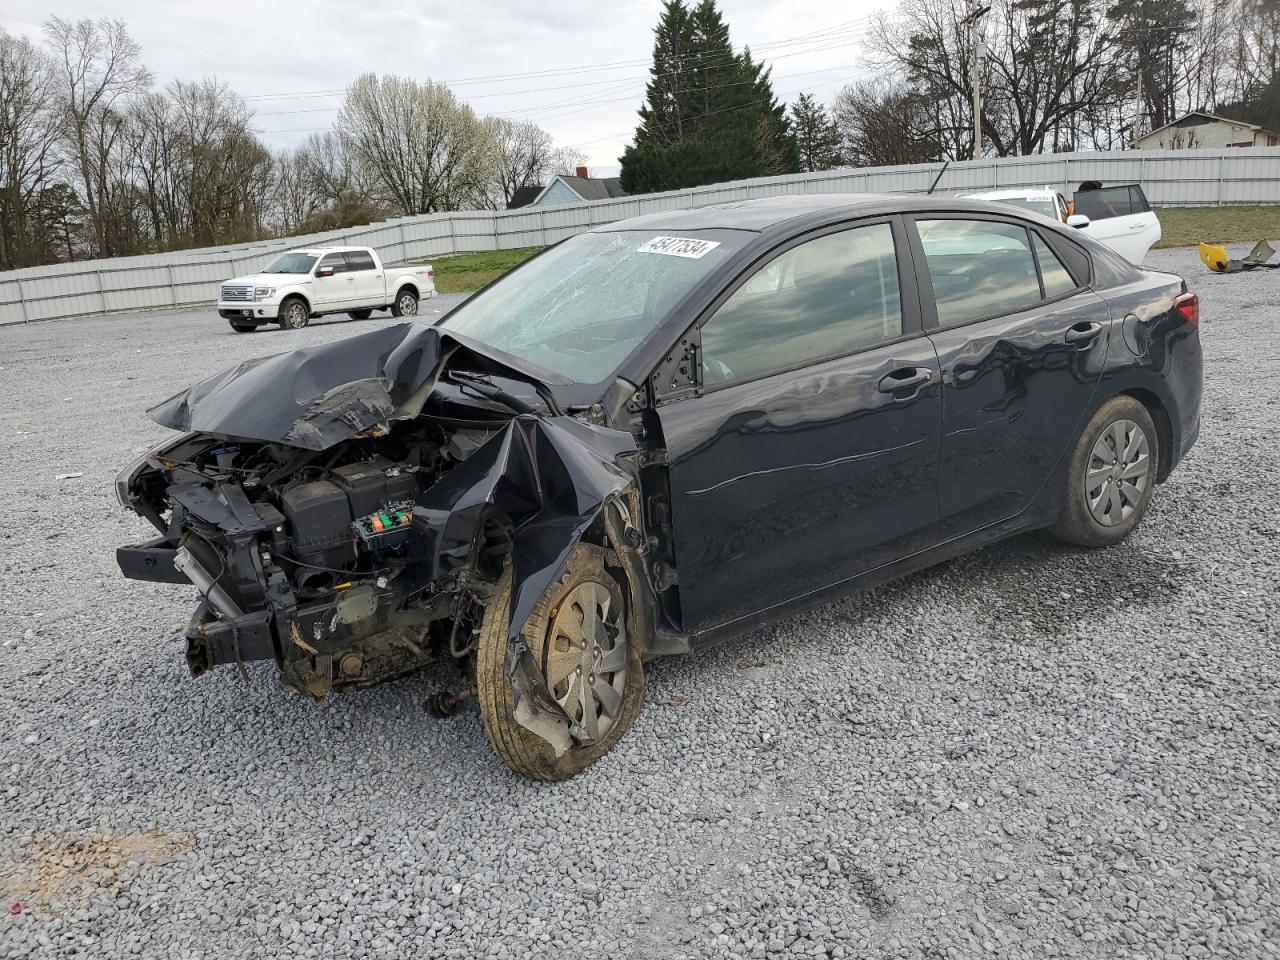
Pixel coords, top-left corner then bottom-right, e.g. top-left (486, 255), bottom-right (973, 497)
top-left (218, 302), bottom-right (279, 321)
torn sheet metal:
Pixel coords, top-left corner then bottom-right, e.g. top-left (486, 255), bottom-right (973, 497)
top-left (146, 323), bottom-right (569, 450)
top-left (414, 414), bottom-right (638, 754)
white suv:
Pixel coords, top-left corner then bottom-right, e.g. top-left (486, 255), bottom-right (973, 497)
top-left (964, 184), bottom-right (1162, 265)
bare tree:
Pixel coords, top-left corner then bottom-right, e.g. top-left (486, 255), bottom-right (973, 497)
top-left (42, 17), bottom-right (151, 255)
top-left (483, 117), bottom-right (559, 208)
top-left (0, 29), bottom-right (63, 267)
top-left (338, 73), bottom-right (494, 215)
top-left (832, 79), bottom-right (942, 166)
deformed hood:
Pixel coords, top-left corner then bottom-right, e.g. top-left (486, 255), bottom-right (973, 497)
top-left (146, 323), bottom-right (569, 450)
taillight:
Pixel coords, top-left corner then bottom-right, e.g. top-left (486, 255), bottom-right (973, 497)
top-left (427, 267), bottom-right (435, 279)
top-left (1173, 292), bottom-right (1199, 326)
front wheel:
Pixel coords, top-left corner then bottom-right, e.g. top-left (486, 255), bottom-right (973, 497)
top-left (348, 309), bottom-right (373, 321)
top-left (390, 288), bottom-right (418, 318)
top-left (278, 298), bottom-right (310, 330)
top-left (229, 321), bottom-right (257, 333)
top-left (1050, 395), bottom-right (1159, 547)
top-left (475, 543), bottom-right (644, 780)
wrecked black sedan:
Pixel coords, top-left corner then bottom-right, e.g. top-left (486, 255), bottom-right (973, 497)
top-left (117, 195), bottom-right (1202, 779)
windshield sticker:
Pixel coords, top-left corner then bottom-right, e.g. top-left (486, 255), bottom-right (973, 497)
top-left (639, 236), bottom-right (722, 259)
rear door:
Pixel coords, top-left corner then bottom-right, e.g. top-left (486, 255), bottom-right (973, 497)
top-left (910, 216), bottom-right (1112, 538)
top-left (655, 218), bottom-right (944, 633)
top-left (1072, 185), bottom-right (1160, 264)
top-left (345, 250), bottom-right (384, 306)
top-left (313, 252), bottom-right (354, 308)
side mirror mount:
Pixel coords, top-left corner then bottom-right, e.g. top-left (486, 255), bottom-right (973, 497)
top-left (317, 266), bottom-right (334, 277)
top-left (1067, 214), bottom-right (1091, 229)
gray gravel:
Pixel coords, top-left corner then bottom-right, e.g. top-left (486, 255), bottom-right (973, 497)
top-left (1, 250), bottom-right (1277, 960)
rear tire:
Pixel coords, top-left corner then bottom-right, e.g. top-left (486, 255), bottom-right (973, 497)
top-left (348, 309), bottom-right (373, 321)
top-left (390, 288), bottom-right (418, 318)
top-left (475, 543), bottom-right (644, 781)
top-left (278, 297), bottom-right (310, 330)
top-left (1050, 395), bottom-right (1159, 547)
top-left (229, 322), bottom-right (257, 333)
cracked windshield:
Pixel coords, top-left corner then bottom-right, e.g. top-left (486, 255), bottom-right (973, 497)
top-left (440, 230), bottom-right (744, 382)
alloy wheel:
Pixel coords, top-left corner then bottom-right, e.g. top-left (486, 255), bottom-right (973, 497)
top-left (543, 580), bottom-right (628, 745)
top-left (1084, 418), bottom-right (1151, 526)
top-left (398, 293), bottom-right (417, 316)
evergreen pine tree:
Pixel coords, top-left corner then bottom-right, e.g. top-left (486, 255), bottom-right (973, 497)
top-left (620, 0), bottom-right (798, 193)
top-left (789, 92), bottom-right (843, 172)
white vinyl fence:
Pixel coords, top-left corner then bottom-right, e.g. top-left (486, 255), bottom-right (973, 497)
top-left (3, 147), bottom-right (1278, 326)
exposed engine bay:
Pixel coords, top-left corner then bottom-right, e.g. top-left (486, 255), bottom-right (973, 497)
top-left (116, 324), bottom-right (659, 751)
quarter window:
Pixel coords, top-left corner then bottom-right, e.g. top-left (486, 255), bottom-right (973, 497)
top-left (917, 219), bottom-right (1044, 327)
top-left (700, 223), bottom-right (903, 386)
top-left (1033, 233), bottom-right (1078, 298)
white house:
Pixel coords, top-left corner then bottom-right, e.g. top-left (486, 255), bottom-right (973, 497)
top-left (528, 167), bottom-right (629, 208)
top-left (1133, 111), bottom-right (1280, 150)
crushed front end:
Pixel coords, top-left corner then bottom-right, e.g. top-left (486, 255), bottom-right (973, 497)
top-left (117, 422), bottom-right (504, 697)
top-left (115, 324), bottom-right (641, 717)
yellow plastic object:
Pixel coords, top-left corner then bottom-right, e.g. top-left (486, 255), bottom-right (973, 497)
top-left (1199, 241), bottom-right (1229, 273)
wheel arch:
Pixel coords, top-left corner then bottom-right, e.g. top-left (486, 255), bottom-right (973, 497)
top-left (280, 291), bottom-right (311, 314)
top-left (395, 282), bottom-right (420, 301)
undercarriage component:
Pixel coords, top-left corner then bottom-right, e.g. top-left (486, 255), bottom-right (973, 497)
top-left (425, 687), bottom-right (476, 718)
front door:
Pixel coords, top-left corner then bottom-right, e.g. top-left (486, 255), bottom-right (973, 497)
top-left (1072, 185), bottom-right (1160, 264)
top-left (655, 219), bottom-right (943, 634)
top-left (313, 252), bottom-right (354, 308)
top-left (909, 216), bottom-right (1112, 537)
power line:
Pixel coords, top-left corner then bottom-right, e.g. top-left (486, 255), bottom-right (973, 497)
top-left (241, 16), bottom-right (875, 102)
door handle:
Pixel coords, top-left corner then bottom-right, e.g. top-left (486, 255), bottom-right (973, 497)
top-left (878, 367), bottom-right (933, 394)
top-left (1064, 321), bottom-right (1103, 346)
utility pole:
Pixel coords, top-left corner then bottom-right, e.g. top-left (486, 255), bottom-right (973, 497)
top-left (964, 1), bottom-right (991, 160)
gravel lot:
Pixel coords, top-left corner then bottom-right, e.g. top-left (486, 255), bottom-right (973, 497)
top-left (1, 249), bottom-right (1277, 960)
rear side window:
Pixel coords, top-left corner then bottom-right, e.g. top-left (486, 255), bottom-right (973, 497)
top-left (1074, 186), bottom-right (1139, 220)
top-left (916, 219), bottom-right (1042, 327)
top-left (346, 251), bottom-right (377, 271)
top-left (700, 223), bottom-right (903, 386)
top-left (1033, 233), bottom-right (1078, 298)
top-left (318, 253), bottom-right (348, 274)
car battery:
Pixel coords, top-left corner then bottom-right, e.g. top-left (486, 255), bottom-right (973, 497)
top-left (280, 480), bottom-right (355, 570)
top-left (331, 458), bottom-right (418, 517)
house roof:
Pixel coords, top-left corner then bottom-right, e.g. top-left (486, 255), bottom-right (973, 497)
top-left (1136, 110), bottom-right (1280, 143)
top-left (507, 185), bottom-right (544, 209)
top-left (532, 175), bottom-right (629, 205)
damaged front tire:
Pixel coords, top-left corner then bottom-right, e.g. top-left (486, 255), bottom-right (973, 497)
top-left (476, 543), bottom-right (644, 780)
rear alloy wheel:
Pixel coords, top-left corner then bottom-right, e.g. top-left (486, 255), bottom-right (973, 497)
top-left (348, 309), bottom-right (373, 321)
top-left (1050, 395), bottom-right (1158, 547)
top-left (390, 289), bottom-right (418, 318)
top-left (475, 543), bottom-right (644, 780)
top-left (278, 298), bottom-right (310, 330)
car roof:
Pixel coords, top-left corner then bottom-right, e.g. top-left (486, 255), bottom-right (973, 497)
top-left (285, 246), bottom-right (372, 256)
top-left (589, 193), bottom-right (1051, 235)
top-left (963, 187), bottom-right (1060, 201)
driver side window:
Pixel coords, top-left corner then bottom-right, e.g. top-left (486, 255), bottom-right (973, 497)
top-left (700, 223), bottom-right (903, 387)
top-left (318, 253), bottom-right (347, 274)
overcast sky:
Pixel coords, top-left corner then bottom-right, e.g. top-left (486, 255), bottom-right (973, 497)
top-left (1, 0), bottom-right (890, 176)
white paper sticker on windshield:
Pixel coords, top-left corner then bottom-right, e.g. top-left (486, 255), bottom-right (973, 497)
top-left (639, 236), bottom-right (721, 259)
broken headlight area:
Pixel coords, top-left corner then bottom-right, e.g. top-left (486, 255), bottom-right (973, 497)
top-left (116, 419), bottom-right (511, 698)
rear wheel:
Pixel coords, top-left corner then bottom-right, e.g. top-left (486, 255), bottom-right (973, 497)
top-left (475, 543), bottom-right (644, 780)
top-left (390, 288), bottom-right (418, 318)
top-left (278, 297), bottom-right (310, 330)
top-left (1050, 395), bottom-right (1158, 547)
top-left (348, 309), bottom-right (373, 321)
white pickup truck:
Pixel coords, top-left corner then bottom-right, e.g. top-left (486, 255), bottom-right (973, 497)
top-left (217, 246), bottom-right (436, 332)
